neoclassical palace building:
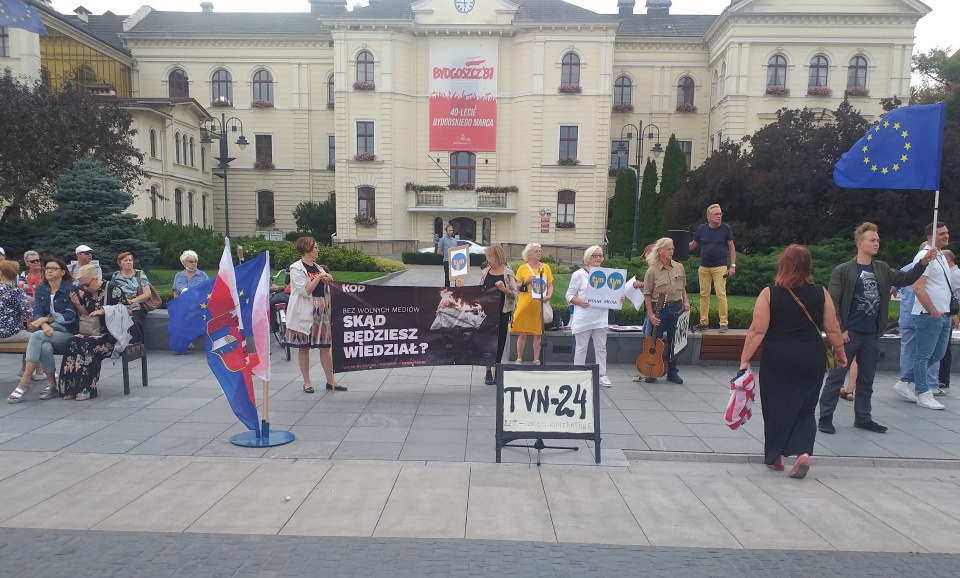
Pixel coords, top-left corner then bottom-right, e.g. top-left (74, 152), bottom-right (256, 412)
top-left (2, 0), bottom-right (931, 252)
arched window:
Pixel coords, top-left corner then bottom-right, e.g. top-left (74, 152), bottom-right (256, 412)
top-left (182, 134), bottom-right (188, 166)
top-left (189, 137), bottom-right (195, 167)
top-left (187, 191), bottom-right (195, 225)
top-left (357, 186), bottom-right (375, 218)
top-left (450, 152), bottom-right (476, 186)
top-left (808, 55), bottom-right (828, 88)
top-left (211, 68), bottom-right (233, 105)
top-left (561, 52), bottom-right (580, 86)
top-left (327, 75), bottom-right (335, 107)
top-left (847, 56), bottom-right (868, 89)
top-left (168, 68), bottom-right (189, 98)
top-left (557, 190), bottom-right (575, 224)
top-left (175, 188), bottom-right (184, 225)
top-left (356, 50), bottom-right (374, 83)
top-left (252, 69), bottom-right (274, 104)
top-left (766, 55), bottom-right (787, 89)
top-left (150, 186), bottom-right (159, 219)
top-left (482, 218), bottom-right (491, 246)
top-left (677, 76), bottom-right (695, 108)
top-left (174, 132), bottom-right (181, 164)
top-left (614, 76), bottom-right (632, 106)
top-left (149, 130), bottom-right (157, 158)
top-left (74, 65), bottom-right (96, 92)
top-left (257, 190), bottom-right (275, 226)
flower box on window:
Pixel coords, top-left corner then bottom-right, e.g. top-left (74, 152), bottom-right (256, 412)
top-left (675, 102), bottom-right (698, 113)
top-left (845, 86), bottom-right (870, 97)
top-left (256, 216), bottom-right (275, 228)
top-left (557, 157), bottom-right (580, 166)
top-left (354, 214), bottom-right (377, 227)
top-left (476, 185), bottom-right (519, 193)
top-left (807, 86), bottom-right (833, 97)
top-left (765, 85), bottom-right (790, 96)
top-left (353, 152), bottom-right (377, 162)
top-left (210, 97), bottom-right (233, 107)
top-left (352, 80), bottom-right (376, 91)
top-left (254, 161), bottom-right (275, 170)
top-left (405, 183), bottom-right (447, 192)
top-left (612, 103), bottom-right (634, 113)
top-left (558, 83), bottom-right (582, 94)
top-left (556, 221), bottom-right (576, 229)
top-left (326, 162), bottom-right (335, 171)
top-left (250, 99), bottom-right (274, 109)
top-left (326, 102), bottom-right (335, 109)
top-left (448, 183), bottom-right (475, 191)
top-left (609, 167), bottom-right (627, 178)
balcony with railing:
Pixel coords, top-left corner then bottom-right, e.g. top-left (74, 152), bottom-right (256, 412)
top-left (406, 183), bottom-right (517, 213)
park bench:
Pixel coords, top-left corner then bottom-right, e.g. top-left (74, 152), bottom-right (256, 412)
top-left (698, 330), bottom-right (761, 362)
top-left (0, 341), bottom-right (148, 395)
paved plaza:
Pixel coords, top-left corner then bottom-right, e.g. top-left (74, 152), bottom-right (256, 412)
top-left (2, 266), bottom-right (959, 574)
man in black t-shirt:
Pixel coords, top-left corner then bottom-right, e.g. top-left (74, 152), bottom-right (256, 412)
top-left (688, 204), bottom-right (736, 332)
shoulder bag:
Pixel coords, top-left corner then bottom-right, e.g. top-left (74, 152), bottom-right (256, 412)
top-left (136, 270), bottom-right (163, 312)
top-left (935, 260), bottom-right (960, 316)
top-left (78, 282), bottom-right (106, 336)
top-left (787, 288), bottom-right (836, 371)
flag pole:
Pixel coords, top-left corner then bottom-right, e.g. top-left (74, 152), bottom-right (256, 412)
top-left (932, 190), bottom-right (940, 245)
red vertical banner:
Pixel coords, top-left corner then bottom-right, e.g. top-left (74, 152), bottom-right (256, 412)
top-left (430, 47), bottom-right (497, 152)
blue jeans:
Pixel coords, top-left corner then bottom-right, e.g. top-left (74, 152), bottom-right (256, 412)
top-left (25, 329), bottom-right (72, 374)
top-left (899, 326), bottom-right (939, 385)
top-left (655, 302), bottom-right (683, 376)
top-left (912, 313), bottom-right (952, 395)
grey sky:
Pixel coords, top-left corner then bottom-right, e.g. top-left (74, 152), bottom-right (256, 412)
top-left (50, 0), bottom-right (954, 54)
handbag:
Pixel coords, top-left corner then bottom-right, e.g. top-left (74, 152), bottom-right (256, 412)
top-left (787, 288), bottom-right (836, 371)
top-left (78, 315), bottom-right (101, 336)
top-left (542, 302), bottom-right (553, 324)
top-left (935, 260), bottom-right (960, 316)
top-left (136, 270), bottom-right (162, 312)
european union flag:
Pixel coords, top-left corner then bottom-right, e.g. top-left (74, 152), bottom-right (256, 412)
top-left (834, 102), bottom-right (945, 191)
top-left (0, 0), bottom-right (48, 35)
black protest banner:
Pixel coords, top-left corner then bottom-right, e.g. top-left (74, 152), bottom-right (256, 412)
top-left (330, 283), bottom-right (501, 372)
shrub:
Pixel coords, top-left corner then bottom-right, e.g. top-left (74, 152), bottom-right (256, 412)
top-left (232, 238), bottom-right (300, 270)
top-left (373, 257), bottom-right (404, 273)
top-left (142, 218), bottom-right (223, 268)
top-left (508, 256), bottom-right (571, 275)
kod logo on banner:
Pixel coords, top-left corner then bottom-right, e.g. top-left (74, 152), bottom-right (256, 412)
top-left (589, 271), bottom-right (607, 289)
top-left (607, 272), bottom-right (625, 292)
top-left (452, 253), bottom-right (468, 272)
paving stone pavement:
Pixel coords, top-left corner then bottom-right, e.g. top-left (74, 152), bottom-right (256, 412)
top-left (1, 528), bottom-right (958, 578)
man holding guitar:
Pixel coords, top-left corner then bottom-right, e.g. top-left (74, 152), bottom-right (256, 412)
top-left (642, 237), bottom-right (691, 384)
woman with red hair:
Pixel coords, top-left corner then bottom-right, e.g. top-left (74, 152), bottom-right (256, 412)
top-left (740, 245), bottom-right (847, 479)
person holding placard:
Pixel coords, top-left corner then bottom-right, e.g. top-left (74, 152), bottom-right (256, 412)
top-left (643, 237), bottom-right (691, 384)
top-left (437, 225), bottom-right (459, 288)
top-left (510, 243), bottom-right (553, 365)
top-left (479, 245), bottom-right (518, 385)
top-left (566, 245), bottom-right (612, 387)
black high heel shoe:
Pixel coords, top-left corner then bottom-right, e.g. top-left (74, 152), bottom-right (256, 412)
top-left (326, 383), bottom-right (347, 391)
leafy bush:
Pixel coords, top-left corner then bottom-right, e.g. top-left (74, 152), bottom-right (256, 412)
top-left (141, 218), bottom-right (223, 268)
top-left (508, 257), bottom-right (571, 275)
top-left (373, 257), bottom-right (404, 273)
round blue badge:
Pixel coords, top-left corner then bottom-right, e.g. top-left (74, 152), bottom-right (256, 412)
top-left (589, 270), bottom-right (607, 290)
top-left (607, 272), bottom-right (625, 291)
top-left (451, 253), bottom-right (467, 271)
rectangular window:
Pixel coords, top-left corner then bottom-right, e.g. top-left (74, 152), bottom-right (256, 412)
top-left (450, 152), bottom-right (476, 186)
top-left (0, 27), bottom-right (9, 58)
top-left (357, 121), bottom-right (374, 154)
top-left (255, 135), bottom-right (273, 165)
top-left (202, 195), bottom-right (208, 228)
top-left (557, 190), bottom-right (576, 223)
top-left (328, 135), bottom-right (336, 167)
top-left (678, 140), bottom-right (693, 168)
top-left (610, 140), bottom-right (630, 170)
top-left (559, 126), bottom-right (578, 161)
top-left (358, 187), bottom-right (376, 218)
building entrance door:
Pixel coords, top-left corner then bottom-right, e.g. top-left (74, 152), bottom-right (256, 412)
top-left (450, 217), bottom-right (476, 242)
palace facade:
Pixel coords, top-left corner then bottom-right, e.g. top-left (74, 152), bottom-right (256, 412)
top-left (1, 0), bottom-right (931, 252)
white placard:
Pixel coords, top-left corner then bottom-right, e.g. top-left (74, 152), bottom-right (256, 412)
top-left (623, 275), bottom-right (644, 310)
top-left (674, 310), bottom-right (690, 355)
top-left (501, 369), bottom-right (595, 433)
top-left (447, 245), bottom-right (470, 279)
top-left (584, 267), bottom-right (628, 310)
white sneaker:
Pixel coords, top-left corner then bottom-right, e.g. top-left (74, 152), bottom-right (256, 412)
top-left (893, 380), bottom-right (918, 402)
top-left (599, 375), bottom-right (612, 387)
top-left (32, 373), bottom-right (46, 381)
top-left (917, 391), bottom-right (945, 410)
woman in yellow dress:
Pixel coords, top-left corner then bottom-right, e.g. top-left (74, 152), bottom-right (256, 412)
top-left (510, 243), bottom-right (553, 364)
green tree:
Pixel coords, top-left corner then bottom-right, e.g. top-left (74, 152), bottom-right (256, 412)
top-left (292, 197), bottom-right (337, 244)
top-left (637, 158), bottom-right (660, 248)
top-left (657, 134), bottom-right (689, 231)
top-left (0, 71), bottom-right (143, 224)
top-left (38, 159), bottom-right (159, 267)
top-left (607, 168), bottom-right (638, 257)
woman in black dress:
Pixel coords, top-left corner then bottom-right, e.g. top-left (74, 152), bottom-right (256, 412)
top-left (479, 245), bottom-right (518, 385)
top-left (740, 245), bottom-right (847, 478)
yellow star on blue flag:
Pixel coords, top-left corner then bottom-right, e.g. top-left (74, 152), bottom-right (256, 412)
top-left (0, 0), bottom-right (48, 35)
top-left (834, 103), bottom-right (945, 191)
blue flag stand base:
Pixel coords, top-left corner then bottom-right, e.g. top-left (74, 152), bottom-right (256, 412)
top-left (230, 420), bottom-right (295, 447)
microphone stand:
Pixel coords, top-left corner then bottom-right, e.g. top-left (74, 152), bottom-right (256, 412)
top-left (538, 267), bottom-right (547, 364)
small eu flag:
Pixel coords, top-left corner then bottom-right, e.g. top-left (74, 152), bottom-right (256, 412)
top-left (0, 0), bottom-right (48, 35)
top-left (834, 102), bottom-right (945, 191)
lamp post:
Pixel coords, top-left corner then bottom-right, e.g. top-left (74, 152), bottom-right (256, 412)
top-left (618, 123), bottom-right (663, 258)
top-left (201, 113), bottom-right (248, 238)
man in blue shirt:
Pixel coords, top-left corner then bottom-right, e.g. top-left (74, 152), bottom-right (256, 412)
top-left (436, 224), bottom-right (459, 288)
top-left (688, 204), bottom-right (735, 332)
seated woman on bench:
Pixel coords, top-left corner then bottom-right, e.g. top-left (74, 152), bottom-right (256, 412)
top-left (58, 264), bottom-right (132, 401)
top-left (0, 260), bottom-right (32, 344)
top-left (7, 257), bottom-right (79, 404)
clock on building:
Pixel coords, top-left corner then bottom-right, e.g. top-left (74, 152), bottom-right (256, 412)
top-left (454, 0), bottom-right (475, 13)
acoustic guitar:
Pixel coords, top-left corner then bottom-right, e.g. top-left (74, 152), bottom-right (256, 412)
top-left (636, 293), bottom-right (668, 379)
